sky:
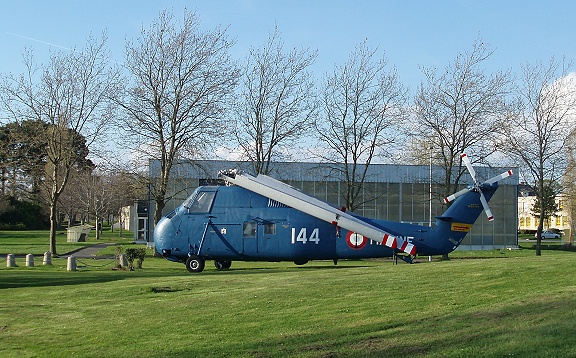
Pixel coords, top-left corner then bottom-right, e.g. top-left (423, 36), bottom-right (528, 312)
top-left (2, 0), bottom-right (576, 94)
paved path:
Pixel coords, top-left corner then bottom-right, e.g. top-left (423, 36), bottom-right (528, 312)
top-left (61, 243), bottom-right (117, 259)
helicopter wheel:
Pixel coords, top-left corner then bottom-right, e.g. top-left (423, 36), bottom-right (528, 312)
top-left (294, 260), bottom-right (308, 265)
top-left (214, 260), bottom-right (232, 270)
top-left (185, 255), bottom-right (205, 273)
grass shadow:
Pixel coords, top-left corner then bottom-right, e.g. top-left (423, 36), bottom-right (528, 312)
top-left (0, 271), bottom-right (128, 289)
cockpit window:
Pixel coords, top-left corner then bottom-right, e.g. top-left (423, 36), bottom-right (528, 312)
top-left (184, 191), bottom-right (216, 213)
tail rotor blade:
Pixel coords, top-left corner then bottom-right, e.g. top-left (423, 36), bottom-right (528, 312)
top-left (485, 170), bottom-right (513, 185)
top-left (461, 153), bottom-right (477, 183)
top-left (443, 187), bottom-right (470, 203)
top-left (447, 152), bottom-right (511, 221)
top-left (478, 189), bottom-right (494, 221)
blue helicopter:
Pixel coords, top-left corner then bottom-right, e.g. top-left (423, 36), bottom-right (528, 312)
top-left (154, 153), bottom-right (512, 272)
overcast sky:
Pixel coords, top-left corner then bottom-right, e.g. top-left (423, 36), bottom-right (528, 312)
top-left (2, 0), bottom-right (576, 93)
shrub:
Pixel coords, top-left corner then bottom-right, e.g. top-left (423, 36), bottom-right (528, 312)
top-left (124, 248), bottom-right (146, 270)
top-left (0, 196), bottom-right (49, 230)
top-left (0, 222), bottom-right (26, 230)
top-left (115, 245), bottom-right (124, 269)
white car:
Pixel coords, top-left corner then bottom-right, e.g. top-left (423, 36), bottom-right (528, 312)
top-left (535, 230), bottom-right (560, 239)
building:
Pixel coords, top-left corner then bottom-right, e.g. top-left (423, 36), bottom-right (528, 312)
top-left (139, 159), bottom-right (519, 251)
top-left (518, 187), bottom-right (572, 239)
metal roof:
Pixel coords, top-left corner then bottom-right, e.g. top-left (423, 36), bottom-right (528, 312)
top-left (149, 159), bottom-right (518, 185)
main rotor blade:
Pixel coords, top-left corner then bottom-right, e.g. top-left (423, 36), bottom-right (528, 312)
top-left (460, 153), bottom-right (478, 183)
top-left (478, 189), bottom-right (494, 221)
top-left (485, 170), bottom-right (513, 185)
top-left (221, 171), bottom-right (417, 255)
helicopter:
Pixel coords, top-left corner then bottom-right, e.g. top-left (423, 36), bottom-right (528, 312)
top-left (154, 153), bottom-right (513, 272)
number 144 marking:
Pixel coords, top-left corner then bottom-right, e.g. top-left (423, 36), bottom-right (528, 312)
top-left (291, 228), bottom-right (320, 244)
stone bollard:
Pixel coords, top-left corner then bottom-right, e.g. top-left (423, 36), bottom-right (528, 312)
top-left (43, 252), bottom-right (52, 265)
top-left (6, 254), bottom-right (16, 267)
top-left (67, 256), bottom-right (77, 271)
top-left (119, 254), bottom-right (128, 268)
top-left (26, 254), bottom-right (34, 267)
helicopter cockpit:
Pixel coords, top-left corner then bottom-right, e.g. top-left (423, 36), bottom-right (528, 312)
top-left (182, 189), bottom-right (216, 213)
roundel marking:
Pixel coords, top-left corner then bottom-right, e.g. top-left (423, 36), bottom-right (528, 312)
top-left (346, 231), bottom-right (367, 249)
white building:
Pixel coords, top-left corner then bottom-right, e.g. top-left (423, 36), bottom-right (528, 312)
top-left (518, 194), bottom-right (570, 234)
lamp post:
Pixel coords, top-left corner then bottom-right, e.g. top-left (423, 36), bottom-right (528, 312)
top-left (429, 146), bottom-right (433, 262)
top-left (429, 146), bottom-right (433, 228)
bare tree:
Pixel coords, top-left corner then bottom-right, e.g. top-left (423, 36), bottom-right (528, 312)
top-left (314, 40), bottom-right (408, 211)
top-left (58, 165), bottom-right (93, 228)
top-left (75, 171), bottom-right (113, 240)
top-left (106, 170), bottom-right (147, 236)
top-left (120, 9), bottom-right (239, 225)
top-left (0, 34), bottom-right (121, 254)
top-left (499, 59), bottom-right (576, 255)
top-left (234, 27), bottom-right (318, 174)
top-left (412, 39), bottom-right (510, 199)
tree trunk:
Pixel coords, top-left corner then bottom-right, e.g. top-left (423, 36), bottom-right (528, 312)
top-left (118, 208), bottom-right (123, 237)
top-left (536, 212), bottom-right (544, 256)
top-left (1, 167), bottom-right (6, 195)
top-left (49, 199), bottom-right (58, 255)
top-left (95, 217), bottom-right (101, 240)
top-left (153, 198), bottom-right (165, 226)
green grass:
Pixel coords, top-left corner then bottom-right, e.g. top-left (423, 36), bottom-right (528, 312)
top-left (0, 228), bottom-right (134, 256)
top-left (1, 245), bottom-right (576, 357)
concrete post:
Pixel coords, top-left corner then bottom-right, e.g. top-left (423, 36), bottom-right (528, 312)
top-left (25, 254), bottom-right (34, 267)
top-left (6, 254), bottom-right (16, 267)
top-left (119, 254), bottom-right (128, 268)
top-left (67, 256), bottom-right (77, 271)
top-left (43, 252), bottom-right (52, 265)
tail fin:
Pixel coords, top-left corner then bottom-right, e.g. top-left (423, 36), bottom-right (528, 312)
top-left (428, 183), bottom-right (499, 255)
top-left (421, 153), bottom-right (513, 255)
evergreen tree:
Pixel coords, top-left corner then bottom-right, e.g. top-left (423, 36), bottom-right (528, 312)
top-left (531, 181), bottom-right (559, 225)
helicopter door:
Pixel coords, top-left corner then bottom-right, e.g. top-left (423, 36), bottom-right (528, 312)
top-left (242, 220), bottom-right (279, 258)
top-left (183, 190), bottom-right (216, 254)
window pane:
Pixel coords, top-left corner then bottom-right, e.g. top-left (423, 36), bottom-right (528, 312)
top-left (243, 222), bottom-right (256, 237)
top-left (188, 191), bottom-right (216, 213)
top-left (264, 223), bottom-right (276, 235)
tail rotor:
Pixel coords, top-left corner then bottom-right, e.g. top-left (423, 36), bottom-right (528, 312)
top-left (443, 153), bottom-right (513, 221)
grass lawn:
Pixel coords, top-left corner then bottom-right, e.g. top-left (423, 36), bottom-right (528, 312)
top-left (1, 236), bottom-right (575, 357)
top-left (0, 227), bottom-right (135, 256)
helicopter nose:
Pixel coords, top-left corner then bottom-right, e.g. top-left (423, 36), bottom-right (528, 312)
top-left (154, 216), bottom-right (176, 255)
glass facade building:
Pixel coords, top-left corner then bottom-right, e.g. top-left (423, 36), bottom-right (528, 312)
top-left (147, 159), bottom-right (519, 250)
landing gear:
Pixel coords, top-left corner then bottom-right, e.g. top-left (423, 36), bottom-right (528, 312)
top-left (214, 260), bottom-right (232, 270)
top-left (393, 253), bottom-right (414, 265)
top-left (294, 260), bottom-right (308, 265)
top-left (186, 255), bottom-right (205, 273)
